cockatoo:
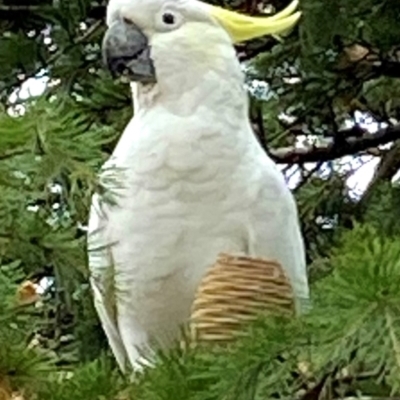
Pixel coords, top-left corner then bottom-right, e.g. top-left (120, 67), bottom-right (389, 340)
top-left (88, 0), bottom-right (309, 373)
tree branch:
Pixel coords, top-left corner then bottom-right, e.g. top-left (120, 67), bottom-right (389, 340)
top-left (0, 5), bottom-right (44, 11)
top-left (293, 161), bottom-right (324, 192)
top-left (355, 140), bottom-right (400, 214)
top-left (1, 19), bottom-right (103, 103)
top-left (270, 124), bottom-right (400, 164)
top-left (335, 42), bottom-right (400, 81)
top-left (0, 148), bottom-right (29, 161)
top-left (237, 38), bottom-right (277, 62)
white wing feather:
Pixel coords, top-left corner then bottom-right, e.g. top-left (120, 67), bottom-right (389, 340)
top-left (87, 193), bottom-right (127, 372)
top-left (246, 149), bottom-right (310, 313)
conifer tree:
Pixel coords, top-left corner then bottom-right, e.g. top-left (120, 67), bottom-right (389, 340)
top-left (1, 0), bottom-right (400, 398)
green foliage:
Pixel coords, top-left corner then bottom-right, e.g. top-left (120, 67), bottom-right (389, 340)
top-left (0, 261), bottom-right (53, 396)
top-left (310, 223), bottom-right (400, 394)
top-left (38, 356), bottom-right (123, 400)
top-left (1, 0), bottom-right (400, 398)
top-left (362, 181), bottom-right (400, 237)
top-left (0, 96), bottom-right (116, 368)
top-left (18, 223), bottom-right (400, 399)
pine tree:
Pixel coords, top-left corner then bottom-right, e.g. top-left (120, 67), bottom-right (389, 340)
top-left (1, 0), bottom-right (400, 398)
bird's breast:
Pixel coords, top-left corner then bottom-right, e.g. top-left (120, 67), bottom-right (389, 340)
top-left (97, 114), bottom-right (266, 314)
top-left (103, 111), bottom-right (258, 208)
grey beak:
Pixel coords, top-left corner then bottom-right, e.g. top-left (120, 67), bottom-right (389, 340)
top-left (102, 19), bottom-right (156, 83)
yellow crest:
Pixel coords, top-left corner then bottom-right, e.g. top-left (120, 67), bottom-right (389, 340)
top-left (206, 0), bottom-right (301, 43)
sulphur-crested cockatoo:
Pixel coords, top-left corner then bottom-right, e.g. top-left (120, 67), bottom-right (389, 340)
top-left (88, 0), bottom-right (309, 373)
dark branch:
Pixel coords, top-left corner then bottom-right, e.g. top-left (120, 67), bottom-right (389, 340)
top-left (293, 161), bottom-right (324, 192)
top-left (0, 5), bottom-right (44, 11)
top-left (356, 141), bottom-right (400, 215)
top-left (0, 148), bottom-right (29, 161)
top-left (237, 38), bottom-right (277, 62)
top-left (1, 19), bottom-right (103, 103)
top-left (379, 46), bottom-right (400, 78)
top-left (270, 124), bottom-right (400, 164)
top-left (335, 42), bottom-right (400, 81)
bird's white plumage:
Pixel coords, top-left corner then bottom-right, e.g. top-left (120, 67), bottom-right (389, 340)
top-left (88, 0), bottom-right (309, 372)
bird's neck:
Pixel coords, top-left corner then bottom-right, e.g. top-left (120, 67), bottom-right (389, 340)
top-left (130, 60), bottom-right (249, 120)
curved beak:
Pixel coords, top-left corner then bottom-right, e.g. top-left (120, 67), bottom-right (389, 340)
top-left (102, 19), bottom-right (156, 83)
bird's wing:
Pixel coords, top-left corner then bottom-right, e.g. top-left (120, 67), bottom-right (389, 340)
top-left (87, 192), bottom-right (127, 372)
top-left (246, 154), bottom-right (310, 314)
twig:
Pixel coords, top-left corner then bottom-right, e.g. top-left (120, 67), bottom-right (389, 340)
top-left (2, 20), bottom-right (103, 100)
top-left (0, 5), bottom-right (45, 11)
top-left (270, 124), bottom-right (400, 164)
top-left (250, 100), bottom-right (268, 152)
top-left (294, 161), bottom-right (324, 192)
top-left (0, 148), bottom-right (29, 161)
top-left (335, 42), bottom-right (400, 80)
top-left (43, 19), bottom-right (103, 69)
top-left (237, 38), bottom-right (277, 61)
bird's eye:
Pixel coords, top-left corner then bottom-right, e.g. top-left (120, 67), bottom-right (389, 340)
top-left (155, 9), bottom-right (181, 31)
top-left (162, 12), bottom-right (175, 25)
top-left (122, 17), bottom-right (134, 25)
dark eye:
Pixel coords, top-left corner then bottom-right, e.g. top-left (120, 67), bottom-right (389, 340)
top-left (162, 12), bottom-right (175, 25)
top-left (122, 17), bottom-right (134, 25)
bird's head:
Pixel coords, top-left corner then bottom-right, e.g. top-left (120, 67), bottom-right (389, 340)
top-left (103, 0), bottom-right (301, 87)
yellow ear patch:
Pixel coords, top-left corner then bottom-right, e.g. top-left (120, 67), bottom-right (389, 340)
top-left (206, 0), bottom-right (301, 44)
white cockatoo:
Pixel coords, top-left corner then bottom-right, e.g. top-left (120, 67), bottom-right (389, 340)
top-left (88, 0), bottom-right (309, 373)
